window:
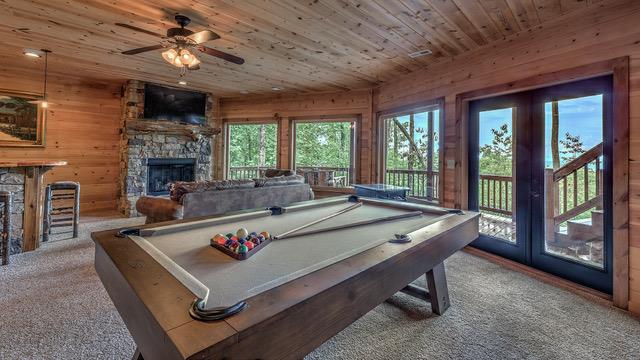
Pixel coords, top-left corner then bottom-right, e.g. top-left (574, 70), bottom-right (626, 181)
top-left (292, 119), bottom-right (356, 188)
top-left (380, 104), bottom-right (442, 202)
top-left (226, 122), bottom-right (278, 179)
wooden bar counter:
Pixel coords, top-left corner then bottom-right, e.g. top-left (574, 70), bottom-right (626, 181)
top-left (0, 160), bottom-right (67, 252)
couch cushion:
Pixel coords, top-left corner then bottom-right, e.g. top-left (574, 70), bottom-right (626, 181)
top-left (254, 174), bottom-right (305, 187)
top-left (170, 179), bottom-right (255, 202)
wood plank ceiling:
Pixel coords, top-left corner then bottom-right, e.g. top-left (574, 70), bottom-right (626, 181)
top-left (0, 0), bottom-right (603, 97)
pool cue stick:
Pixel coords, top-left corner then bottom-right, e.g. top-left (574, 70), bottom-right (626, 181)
top-left (274, 202), bottom-right (362, 240)
top-left (275, 210), bottom-right (423, 240)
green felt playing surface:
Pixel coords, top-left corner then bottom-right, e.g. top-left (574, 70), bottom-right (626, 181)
top-left (129, 198), bottom-right (450, 310)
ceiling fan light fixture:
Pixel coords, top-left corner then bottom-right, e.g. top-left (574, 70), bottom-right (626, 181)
top-left (188, 56), bottom-right (201, 67)
top-left (162, 48), bottom-right (179, 64)
top-left (179, 49), bottom-right (193, 64)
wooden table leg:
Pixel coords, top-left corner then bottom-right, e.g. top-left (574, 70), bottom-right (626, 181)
top-left (22, 167), bottom-right (44, 252)
top-left (426, 262), bottom-right (450, 315)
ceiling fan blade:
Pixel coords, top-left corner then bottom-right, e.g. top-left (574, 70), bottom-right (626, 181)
top-left (115, 23), bottom-right (165, 38)
top-left (122, 44), bottom-right (165, 55)
top-left (197, 46), bottom-right (244, 65)
top-left (188, 30), bottom-right (220, 44)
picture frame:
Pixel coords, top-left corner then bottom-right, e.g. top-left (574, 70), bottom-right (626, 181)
top-left (0, 90), bottom-right (46, 147)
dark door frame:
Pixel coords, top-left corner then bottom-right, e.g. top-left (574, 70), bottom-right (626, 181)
top-left (455, 57), bottom-right (629, 308)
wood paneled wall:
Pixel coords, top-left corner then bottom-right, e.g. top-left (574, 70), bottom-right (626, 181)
top-left (372, 0), bottom-right (640, 314)
top-left (218, 90), bottom-right (375, 183)
top-left (0, 62), bottom-right (122, 213)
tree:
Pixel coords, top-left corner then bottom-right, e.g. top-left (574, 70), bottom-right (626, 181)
top-left (479, 123), bottom-right (512, 176)
top-left (551, 101), bottom-right (560, 169)
top-left (560, 132), bottom-right (585, 163)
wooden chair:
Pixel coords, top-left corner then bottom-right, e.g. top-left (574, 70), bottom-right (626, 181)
top-left (43, 181), bottom-right (80, 242)
top-left (0, 191), bottom-right (11, 266)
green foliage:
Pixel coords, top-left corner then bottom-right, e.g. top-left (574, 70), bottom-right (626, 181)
top-left (294, 122), bottom-right (352, 168)
top-left (228, 124), bottom-right (277, 167)
top-left (385, 111), bottom-right (439, 171)
top-left (479, 124), bottom-right (512, 176)
top-left (560, 132), bottom-right (585, 162)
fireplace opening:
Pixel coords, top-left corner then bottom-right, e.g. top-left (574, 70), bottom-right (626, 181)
top-left (147, 158), bottom-right (196, 196)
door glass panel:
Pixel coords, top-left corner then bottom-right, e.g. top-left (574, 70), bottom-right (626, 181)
top-left (543, 95), bottom-right (604, 268)
top-left (478, 108), bottom-right (516, 243)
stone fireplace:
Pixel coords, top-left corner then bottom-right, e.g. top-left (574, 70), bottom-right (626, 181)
top-left (118, 80), bottom-right (220, 217)
top-left (146, 158), bottom-right (196, 196)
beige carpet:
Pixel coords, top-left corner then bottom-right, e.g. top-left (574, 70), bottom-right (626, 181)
top-left (0, 217), bottom-right (639, 359)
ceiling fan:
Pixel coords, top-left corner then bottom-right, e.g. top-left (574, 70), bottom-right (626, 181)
top-left (117, 15), bottom-right (244, 73)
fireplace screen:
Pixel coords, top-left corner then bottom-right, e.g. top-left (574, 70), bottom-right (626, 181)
top-left (147, 158), bottom-right (196, 196)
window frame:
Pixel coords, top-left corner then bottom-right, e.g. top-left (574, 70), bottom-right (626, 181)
top-left (223, 118), bottom-right (280, 180)
top-left (289, 115), bottom-right (360, 187)
top-left (376, 98), bottom-right (445, 204)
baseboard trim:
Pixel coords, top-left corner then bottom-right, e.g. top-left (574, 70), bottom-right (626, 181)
top-left (462, 246), bottom-right (613, 305)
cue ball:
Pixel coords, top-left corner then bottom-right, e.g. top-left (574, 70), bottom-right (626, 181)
top-left (237, 228), bottom-right (249, 239)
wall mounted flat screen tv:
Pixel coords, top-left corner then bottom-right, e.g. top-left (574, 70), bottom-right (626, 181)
top-left (143, 83), bottom-right (207, 125)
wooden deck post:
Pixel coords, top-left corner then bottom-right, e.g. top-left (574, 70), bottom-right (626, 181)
top-left (544, 168), bottom-right (557, 243)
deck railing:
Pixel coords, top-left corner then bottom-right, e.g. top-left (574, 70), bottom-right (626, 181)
top-left (478, 174), bottom-right (513, 216)
top-left (385, 169), bottom-right (440, 201)
top-left (228, 166), bottom-right (352, 186)
top-left (228, 166), bottom-right (271, 179)
top-left (545, 143), bottom-right (603, 240)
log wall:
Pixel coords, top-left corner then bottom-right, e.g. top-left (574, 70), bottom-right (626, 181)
top-left (0, 63), bottom-right (121, 213)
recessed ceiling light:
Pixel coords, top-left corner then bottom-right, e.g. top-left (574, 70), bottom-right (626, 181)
top-left (408, 49), bottom-right (432, 58)
top-left (23, 48), bottom-right (44, 58)
top-left (178, 80), bottom-right (187, 85)
top-left (240, 90), bottom-right (249, 94)
top-left (271, 86), bottom-right (282, 91)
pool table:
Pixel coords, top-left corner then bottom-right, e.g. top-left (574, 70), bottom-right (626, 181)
top-left (93, 196), bottom-right (478, 360)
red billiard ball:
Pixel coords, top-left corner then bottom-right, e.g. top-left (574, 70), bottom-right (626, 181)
top-left (245, 241), bottom-right (255, 250)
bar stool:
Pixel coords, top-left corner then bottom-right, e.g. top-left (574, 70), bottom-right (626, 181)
top-left (43, 181), bottom-right (80, 242)
top-left (1, 191), bottom-right (11, 266)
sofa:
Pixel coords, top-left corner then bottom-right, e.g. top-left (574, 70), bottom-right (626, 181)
top-left (136, 172), bottom-right (313, 224)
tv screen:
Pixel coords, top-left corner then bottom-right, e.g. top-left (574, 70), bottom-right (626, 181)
top-left (143, 84), bottom-right (207, 125)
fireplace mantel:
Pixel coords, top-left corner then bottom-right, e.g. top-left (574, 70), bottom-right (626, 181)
top-left (125, 119), bottom-right (220, 141)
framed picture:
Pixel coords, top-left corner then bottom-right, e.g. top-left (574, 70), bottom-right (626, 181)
top-left (0, 90), bottom-right (46, 147)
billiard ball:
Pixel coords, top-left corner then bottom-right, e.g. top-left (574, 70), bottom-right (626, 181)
top-left (249, 232), bottom-right (257, 237)
top-left (226, 233), bottom-right (234, 239)
top-left (213, 233), bottom-right (226, 241)
top-left (230, 236), bottom-right (238, 241)
top-left (260, 231), bottom-right (270, 239)
top-left (237, 228), bottom-right (249, 239)
top-left (237, 244), bottom-right (248, 254)
top-left (224, 239), bottom-right (233, 247)
top-left (239, 238), bottom-right (246, 244)
top-left (215, 237), bottom-right (226, 245)
top-left (245, 241), bottom-right (254, 250)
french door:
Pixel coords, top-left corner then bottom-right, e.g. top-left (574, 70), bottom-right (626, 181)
top-left (468, 76), bottom-right (613, 293)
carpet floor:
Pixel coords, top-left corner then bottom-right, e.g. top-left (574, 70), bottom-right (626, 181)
top-left (0, 217), bottom-right (639, 359)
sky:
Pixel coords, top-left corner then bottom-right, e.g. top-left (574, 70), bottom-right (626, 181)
top-left (478, 94), bottom-right (603, 167)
